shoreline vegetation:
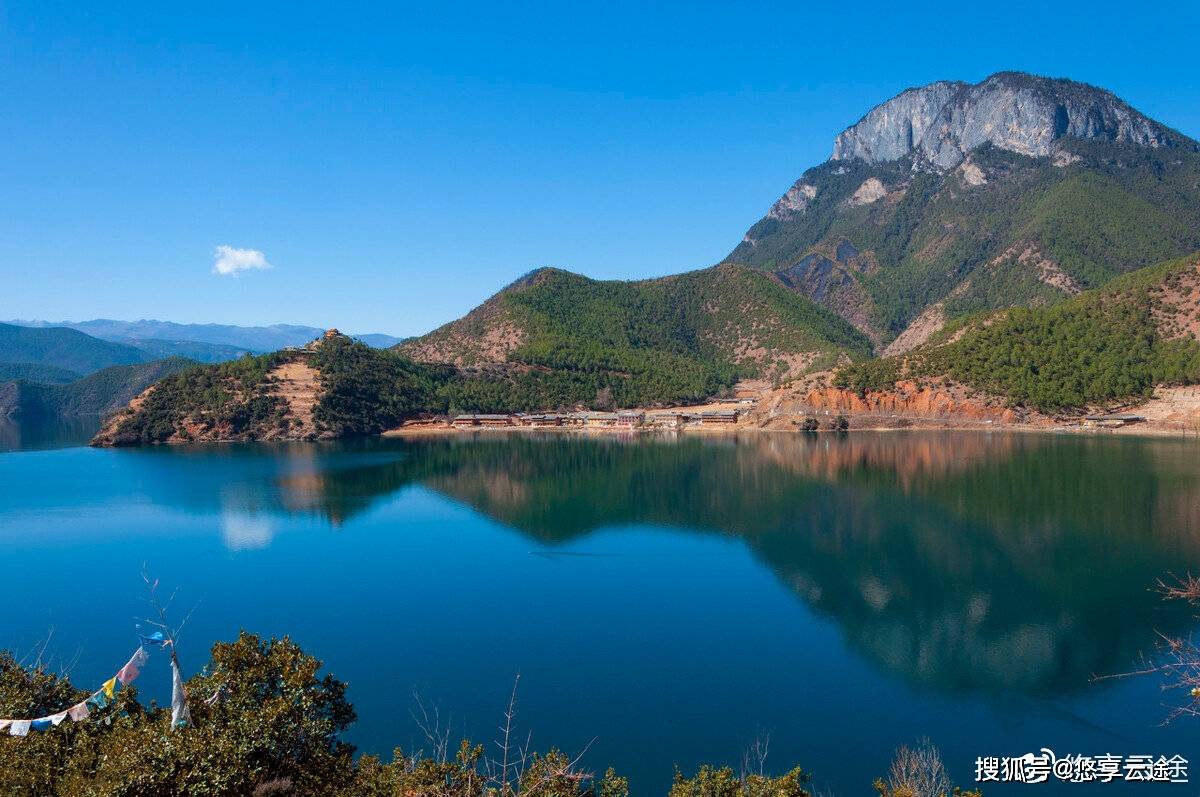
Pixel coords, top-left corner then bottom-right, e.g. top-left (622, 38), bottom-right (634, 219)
top-left (0, 632), bottom-right (981, 797)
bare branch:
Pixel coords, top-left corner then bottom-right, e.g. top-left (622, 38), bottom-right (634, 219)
top-left (740, 730), bottom-right (771, 780)
top-left (1101, 575), bottom-right (1200, 723)
top-left (496, 673), bottom-right (520, 796)
top-left (409, 689), bottom-right (451, 764)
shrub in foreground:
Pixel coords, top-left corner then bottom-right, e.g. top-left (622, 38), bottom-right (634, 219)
top-left (0, 633), bottom-right (975, 797)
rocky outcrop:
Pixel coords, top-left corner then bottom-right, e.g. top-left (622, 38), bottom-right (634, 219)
top-left (774, 379), bottom-right (1026, 424)
top-left (771, 239), bottom-right (883, 347)
top-left (767, 182), bottom-right (817, 220)
top-left (848, 177), bottom-right (888, 206)
top-left (832, 81), bottom-right (966, 164)
top-left (881, 303), bottom-right (946, 357)
top-left (832, 72), bottom-right (1178, 170)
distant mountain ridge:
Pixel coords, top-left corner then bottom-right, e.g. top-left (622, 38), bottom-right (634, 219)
top-left (0, 323), bottom-right (151, 374)
top-left (727, 71), bottom-right (1200, 348)
top-left (6, 319), bottom-right (404, 353)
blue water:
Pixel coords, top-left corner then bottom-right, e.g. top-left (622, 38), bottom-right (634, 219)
top-left (1, 432), bottom-right (1198, 793)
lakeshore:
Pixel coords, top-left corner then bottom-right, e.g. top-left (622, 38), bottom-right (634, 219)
top-left (382, 386), bottom-right (1200, 441)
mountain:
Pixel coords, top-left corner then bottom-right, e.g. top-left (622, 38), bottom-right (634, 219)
top-left (399, 264), bottom-right (871, 384)
top-left (0, 358), bottom-right (196, 420)
top-left (726, 72), bottom-right (1200, 349)
top-left (6, 319), bottom-right (404, 352)
top-left (0, 323), bottom-right (151, 375)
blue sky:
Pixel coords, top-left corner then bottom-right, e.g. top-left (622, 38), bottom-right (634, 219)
top-left (2, 1), bottom-right (1198, 336)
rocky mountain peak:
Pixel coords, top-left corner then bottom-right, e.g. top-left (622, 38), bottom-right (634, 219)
top-left (831, 80), bottom-right (967, 164)
top-left (832, 72), bottom-right (1181, 170)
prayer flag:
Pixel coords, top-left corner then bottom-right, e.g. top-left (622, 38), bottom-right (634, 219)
top-left (67, 702), bottom-right (90, 722)
top-left (170, 657), bottom-right (191, 729)
top-left (9, 720), bottom-right (31, 737)
top-left (87, 689), bottom-right (108, 711)
top-left (117, 647), bottom-right (148, 685)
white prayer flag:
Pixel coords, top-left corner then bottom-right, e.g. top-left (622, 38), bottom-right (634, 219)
top-left (170, 657), bottom-right (191, 729)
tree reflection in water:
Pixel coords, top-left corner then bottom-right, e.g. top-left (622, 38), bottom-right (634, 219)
top-left (140, 431), bottom-right (1200, 698)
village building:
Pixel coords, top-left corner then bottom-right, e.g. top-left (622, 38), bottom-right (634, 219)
top-left (526, 413), bottom-right (564, 427)
top-left (647, 410), bottom-right (686, 428)
top-left (582, 412), bottom-right (619, 428)
top-left (616, 411), bottom-right (644, 428)
top-left (477, 414), bottom-right (514, 427)
top-left (451, 414), bottom-right (515, 428)
top-left (699, 409), bottom-right (740, 425)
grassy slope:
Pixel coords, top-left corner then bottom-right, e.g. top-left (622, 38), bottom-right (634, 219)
top-left (0, 323), bottom-right (150, 374)
top-left (834, 253), bottom-right (1200, 412)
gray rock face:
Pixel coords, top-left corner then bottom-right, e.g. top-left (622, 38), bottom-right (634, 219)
top-left (767, 182), bottom-right (817, 220)
top-left (832, 81), bottom-right (966, 163)
top-left (832, 72), bottom-right (1178, 170)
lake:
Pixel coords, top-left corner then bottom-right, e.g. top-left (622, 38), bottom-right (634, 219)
top-left (1, 430), bottom-right (1198, 793)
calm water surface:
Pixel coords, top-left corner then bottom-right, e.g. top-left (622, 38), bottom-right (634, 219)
top-left (1, 431), bottom-right (1199, 793)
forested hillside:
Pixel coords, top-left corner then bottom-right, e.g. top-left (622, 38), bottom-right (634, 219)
top-left (400, 264), bottom-right (871, 410)
top-left (0, 358), bottom-right (196, 420)
top-left (95, 338), bottom-right (452, 445)
top-left (0, 363), bottom-right (81, 384)
top-left (0, 323), bottom-right (150, 374)
top-left (834, 254), bottom-right (1200, 411)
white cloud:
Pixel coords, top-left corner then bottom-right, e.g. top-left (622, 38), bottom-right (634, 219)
top-left (212, 244), bottom-right (273, 276)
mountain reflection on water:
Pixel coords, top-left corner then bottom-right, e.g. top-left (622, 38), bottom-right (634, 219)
top-left (119, 431), bottom-right (1200, 697)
